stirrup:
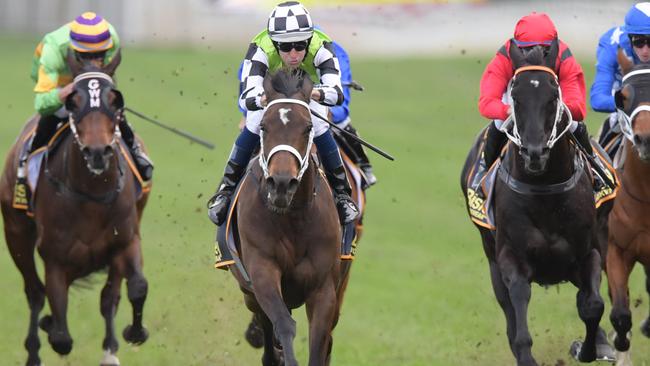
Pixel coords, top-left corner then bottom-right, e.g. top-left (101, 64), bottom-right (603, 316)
top-left (360, 166), bottom-right (377, 188)
top-left (207, 191), bottom-right (233, 226)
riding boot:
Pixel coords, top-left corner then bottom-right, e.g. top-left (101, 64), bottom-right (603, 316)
top-left (484, 121), bottom-right (508, 168)
top-left (343, 124), bottom-right (377, 188)
top-left (119, 118), bottom-right (154, 181)
top-left (14, 114), bottom-right (61, 206)
top-left (572, 122), bottom-right (594, 156)
top-left (315, 131), bottom-right (359, 224)
top-left (207, 128), bottom-right (259, 226)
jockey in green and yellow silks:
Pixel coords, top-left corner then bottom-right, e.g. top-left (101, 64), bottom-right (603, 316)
top-left (16, 12), bottom-right (152, 202)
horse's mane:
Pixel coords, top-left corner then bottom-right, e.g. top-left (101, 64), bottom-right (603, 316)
top-left (269, 68), bottom-right (307, 97)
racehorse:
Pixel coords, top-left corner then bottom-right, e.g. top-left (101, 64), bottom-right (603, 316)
top-left (460, 42), bottom-right (607, 365)
top-left (0, 52), bottom-right (150, 366)
top-left (230, 69), bottom-right (344, 366)
top-left (604, 54), bottom-right (650, 366)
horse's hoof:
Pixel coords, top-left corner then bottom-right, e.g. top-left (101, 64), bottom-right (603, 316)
top-left (596, 341), bottom-right (616, 362)
top-left (122, 325), bottom-right (148, 345)
top-left (641, 318), bottom-right (650, 338)
top-left (569, 340), bottom-right (596, 362)
top-left (245, 321), bottom-right (264, 349)
top-left (100, 349), bottom-right (120, 366)
top-left (38, 315), bottom-right (53, 332)
top-left (48, 332), bottom-right (72, 355)
top-left (615, 350), bottom-right (633, 366)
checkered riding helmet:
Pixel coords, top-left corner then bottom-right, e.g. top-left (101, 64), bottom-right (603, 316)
top-left (267, 1), bottom-right (314, 42)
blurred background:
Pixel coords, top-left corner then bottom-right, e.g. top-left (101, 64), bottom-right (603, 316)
top-left (1, 1), bottom-right (649, 366)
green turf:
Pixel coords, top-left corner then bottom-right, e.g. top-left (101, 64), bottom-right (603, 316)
top-left (0, 34), bottom-right (649, 366)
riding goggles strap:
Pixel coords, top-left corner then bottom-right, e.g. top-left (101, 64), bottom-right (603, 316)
top-left (259, 98), bottom-right (314, 180)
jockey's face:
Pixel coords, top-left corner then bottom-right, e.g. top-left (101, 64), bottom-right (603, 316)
top-left (276, 41), bottom-right (308, 69)
top-left (632, 35), bottom-right (650, 63)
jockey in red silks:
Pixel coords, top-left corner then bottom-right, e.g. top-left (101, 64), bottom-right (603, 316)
top-left (478, 12), bottom-right (590, 170)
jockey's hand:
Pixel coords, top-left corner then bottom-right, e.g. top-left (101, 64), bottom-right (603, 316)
top-left (507, 105), bottom-right (513, 116)
top-left (238, 116), bottom-right (246, 131)
top-left (58, 83), bottom-right (75, 103)
top-left (260, 93), bottom-right (267, 107)
top-left (311, 89), bottom-right (321, 101)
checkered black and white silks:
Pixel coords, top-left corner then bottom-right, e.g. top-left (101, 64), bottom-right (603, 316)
top-left (268, 1), bottom-right (313, 42)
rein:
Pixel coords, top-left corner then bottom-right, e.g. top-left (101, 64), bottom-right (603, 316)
top-left (258, 98), bottom-right (314, 180)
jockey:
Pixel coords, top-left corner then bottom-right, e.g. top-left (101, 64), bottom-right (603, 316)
top-left (591, 2), bottom-right (650, 146)
top-left (478, 12), bottom-right (589, 171)
top-left (235, 31), bottom-right (377, 188)
top-left (207, 1), bottom-right (359, 226)
top-left (16, 12), bottom-right (153, 195)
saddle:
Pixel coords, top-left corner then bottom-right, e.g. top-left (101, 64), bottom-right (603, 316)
top-left (466, 137), bottom-right (618, 230)
top-left (12, 123), bottom-right (151, 215)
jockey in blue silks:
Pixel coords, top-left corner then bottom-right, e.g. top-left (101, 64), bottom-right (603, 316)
top-left (235, 31), bottom-right (377, 186)
top-left (591, 2), bottom-right (650, 147)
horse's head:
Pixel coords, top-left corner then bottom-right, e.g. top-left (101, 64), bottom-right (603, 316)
top-left (259, 69), bottom-right (314, 211)
top-left (65, 72), bottom-right (124, 175)
top-left (616, 50), bottom-right (650, 161)
top-left (507, 40), bottom-right (568, 175)
top-left (67, 47), bottom-right (121, 78)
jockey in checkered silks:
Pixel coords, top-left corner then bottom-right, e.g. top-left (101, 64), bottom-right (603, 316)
top-left (15, 12), bottom-right (153, 197)
top-left (207, 1), bottom-right (359, 226)
top-left (591, 2), bottom-right (650, 150)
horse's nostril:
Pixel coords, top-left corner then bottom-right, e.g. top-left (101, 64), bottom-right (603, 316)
top-left (82, 146), bottom-right (91, 157)
top-left (542, 147), bottom-right (550, 155)
top-left (288, 178), bottom-right (299, 192)
top-left (103, 145), bottom-right (114, 157)
top-left (266, 177), bottom-right (276, 189)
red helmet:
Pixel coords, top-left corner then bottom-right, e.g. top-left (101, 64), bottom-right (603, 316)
top-left (513, 12), bottom-right (557, 47)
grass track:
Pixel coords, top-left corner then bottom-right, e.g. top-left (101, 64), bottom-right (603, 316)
top-left (0, 35), bottom-right (648, 365)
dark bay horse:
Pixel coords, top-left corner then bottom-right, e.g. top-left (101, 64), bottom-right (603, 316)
top-left (604, 56), bottom-right (650, 366)
top-left (231, 69), bottom-right (343, 366)
top-left (461, 42), bottom-right (607, 365)
top-left (0, 60), bottom-right (150, 366)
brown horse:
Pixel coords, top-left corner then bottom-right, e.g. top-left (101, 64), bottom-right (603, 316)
top-left (230, 69), bottom-right (344, 366)
top-left (605, 55), bottom-right (650, 366)
top-left (0, 64), bottom-right (150, 366)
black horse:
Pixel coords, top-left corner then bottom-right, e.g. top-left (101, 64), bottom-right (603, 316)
top-left (461, 42), bottom-right (609, 365)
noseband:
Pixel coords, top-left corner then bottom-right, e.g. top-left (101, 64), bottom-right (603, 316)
top-left (617, 68), bottom-right (650, 143)
top-left (259, 98), bottom-right (314, 180)
top-left (501, 65), bottom-right (573, 148)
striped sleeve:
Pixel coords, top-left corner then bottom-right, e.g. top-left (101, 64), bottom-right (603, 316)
top-left (239, 43), bottom-right (269, 112)
top-left (313, 41), bottom-right (344, 106)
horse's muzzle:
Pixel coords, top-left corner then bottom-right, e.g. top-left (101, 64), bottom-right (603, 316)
top-left (520, 145), bottom-right (550, 175)
top-left (82, 145), bottom-right (114, 175)
top-left (266, 174), bottom-right (299, 210)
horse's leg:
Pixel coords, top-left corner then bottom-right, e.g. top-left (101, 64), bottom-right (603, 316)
top-left (3, 214), bottom-right (45, 366)
top-left (499, 248), bottom-right (536, 366)
top-left (606, 243), bottom-right (634, 362)
top-left (305, 277), bottom-right (337, 366)
top-left (119, 237), bottom-right (149, 345)
top-left (99, 263), bottom-right (123, 366)
top-left (245, 313), bottom-right (264, 349)
top-left (248, 260), bottom-right (298, 366)
top-left (42, 263), bottom-right (73, 355)
top-left (488, 259), bottom-right (517, 354)
top-left (256, 311), bottom-right (283, 366)
top-left (573, 248), bottom-right (605, 362)
top-left (641, 264), bottom-right (650, 338)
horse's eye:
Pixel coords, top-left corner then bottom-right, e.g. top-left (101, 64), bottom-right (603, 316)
top-left (304, 125), bottom-right (312, 134)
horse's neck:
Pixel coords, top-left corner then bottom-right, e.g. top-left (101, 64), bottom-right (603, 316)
top-left (60, 139), bottom-right (121, 196)
top-left (623, 141), bottom-right (650, 198)
top-left (509, 137), bottom-right (575, 184)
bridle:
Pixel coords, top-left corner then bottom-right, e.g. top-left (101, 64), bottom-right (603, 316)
top-left (616, 68), bottom-right (650, 143)
top-left (501, 65), bottom-right (574, 149)
top-left (258, 98), bottom-right (314, 181)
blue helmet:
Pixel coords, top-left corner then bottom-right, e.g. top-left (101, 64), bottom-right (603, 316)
top-left (626, 3), bottom-right (650, 35)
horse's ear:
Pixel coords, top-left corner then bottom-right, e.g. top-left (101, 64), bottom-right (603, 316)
top-left (296, 71), bottom-right (313, 103)
top-left (544, 38), bottom-right (559, 70)
top-left (508, 39), bottom-right (526, 69)
top-left (263, 73), bottom-right (279, 101)
top-left (103, 48), bottom-right (121, 77)
top-left (67, 48), bottom-right (83, 77)
top-left (617, 47), bottom-right (634, 75)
